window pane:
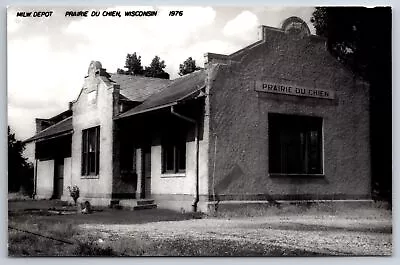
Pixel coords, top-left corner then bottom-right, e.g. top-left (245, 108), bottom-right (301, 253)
top-left (280, 130), bottom-right (303, 174)
top-left (269, 114), bottom-right (322, 174)
top-left (82, 126), bottom-right (100, 176)
top-left (177, 142), bottom-right (186, 171)
top-left (82, 150), bottom-right (88, 175)
top-left (89, 152), bottom-right (96, 174)
top-left (164, 144), bottom-right (175, 172)
top-left (308, 130), bottom-right (321, 173)
top-left (96, 127), bottom-right (100, 174)
top-left (81, 130), bottom-right (88, 175)
top-left (162, 137), bottom-right (187, 173)
top-left (82, 130), bottom-right (88, 153)
top-left (89, 128), bottom-right (96, 152)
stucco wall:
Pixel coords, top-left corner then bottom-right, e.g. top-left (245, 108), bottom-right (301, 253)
top-left (151, 139), bottom-right (208, 196)
top-left (36, 159), bottom-right (54, 199)
top-left (207, 29), bottom-right (371, 201)
top-left (151, 138), bottom-right (209, 212)
top-left (70, 74), bottom-right (116, 205)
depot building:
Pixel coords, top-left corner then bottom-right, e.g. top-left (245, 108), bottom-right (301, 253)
top-left (24, 17), bottom-right (371, 212)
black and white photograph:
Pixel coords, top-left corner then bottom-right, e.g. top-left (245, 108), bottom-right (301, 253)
top-left (6, 4), bottom-right (392, 257)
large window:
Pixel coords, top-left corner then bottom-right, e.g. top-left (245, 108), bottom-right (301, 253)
top-left (82, 126), bottom-right (100, 176)
top-left (162, 139), bottom-right (186, 174)
top-left (269, 114), bottom-right (322, 175)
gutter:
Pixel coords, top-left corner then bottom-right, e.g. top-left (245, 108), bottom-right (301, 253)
top-left (114, 102), bottom-right (178, 120)
top-left (33, 130), bottom-right (74, 143)
top-left (33, 159), bottom-right (38, 198)
top-left (170, 106), bottom-right (200, 212)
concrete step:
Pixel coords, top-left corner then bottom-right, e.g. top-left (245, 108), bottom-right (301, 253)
top-left (109, 200), bottom-right (120, 208)
top-left (117, 199), bottom-right (157, 210)
top-left (133, 204), bottom-right (157, 210)
top-left (136, 199), bottom-right (155, 206)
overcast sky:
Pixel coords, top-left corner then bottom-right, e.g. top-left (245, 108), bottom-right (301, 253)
top-left (7, 6), bottom-right (316, 140)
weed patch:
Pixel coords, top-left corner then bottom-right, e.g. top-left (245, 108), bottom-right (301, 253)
top-left (208, 201), bottom-right (392, 219)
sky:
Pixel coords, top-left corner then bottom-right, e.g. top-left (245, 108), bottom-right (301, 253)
top-left (7, 6), bottom-right (316, 140)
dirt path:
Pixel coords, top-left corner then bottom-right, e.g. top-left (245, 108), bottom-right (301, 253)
top-left (80, 215), bottom-right (392, 256)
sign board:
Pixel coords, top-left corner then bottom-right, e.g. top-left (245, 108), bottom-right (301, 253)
top-left (255, 81), bottom-right (335, 100)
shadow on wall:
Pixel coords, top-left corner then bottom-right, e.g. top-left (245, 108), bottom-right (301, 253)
top-left (214, 164), bottom-right (244, 193)
top-left (213, 164), bottom-right (277, 204)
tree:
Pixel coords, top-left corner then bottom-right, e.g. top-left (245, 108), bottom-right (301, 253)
top-left (8, 126), bottom-right (34, 195)
top-left (311, 7), bottom-right (392, 205)
top-left (179, 57), bottom-right (201, 76)
top-left (144, 55), bottom-right (170, 79)
top-left (117, 68), bottom-right (126, 74)
top-left (124, 52), bottom-right (144, 75)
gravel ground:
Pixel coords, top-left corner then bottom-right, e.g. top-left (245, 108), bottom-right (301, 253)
top-left (80, 214), bottom-right (392, 256)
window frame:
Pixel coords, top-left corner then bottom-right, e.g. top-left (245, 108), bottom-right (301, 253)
top-left (81, 126), bottom-right (100, 177)
top-left (268, 113), bottom-right (323, 177)
top-left (161, 137), bottom-right (186, 176)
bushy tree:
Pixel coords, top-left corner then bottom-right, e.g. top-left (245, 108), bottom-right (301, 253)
top-left (179, 57), bottom-right (201, 76)
top-left (8, 126), bottom-right (34, 195)
top-left (116, 68), bottom-right (126, 74)
top-left (311, 7), bottom-right (392, 205)
top-left (124, 52), bottom-right (144, 75)
top-left (144, 55), bottom-right (170, 79)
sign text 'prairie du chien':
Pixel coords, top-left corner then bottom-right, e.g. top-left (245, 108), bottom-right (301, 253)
top-left (255, 81), bottom-right (335, 100)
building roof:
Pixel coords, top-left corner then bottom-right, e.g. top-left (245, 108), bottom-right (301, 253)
top-left (25, 71), bottom-right (205, 141)
top-left (116, 69), bottom-right (207, 119)
top-left (24, 116), bottom-right (73, 143)
top-left (47, 109), bottom-right (72, 123)
top-left (109, 74), bottom-right (172, 102)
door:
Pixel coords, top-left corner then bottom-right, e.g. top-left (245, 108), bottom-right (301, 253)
top-left (142, 146), bottom-right (151, 198)
top-left (53, 159), bottom-right (64, 199)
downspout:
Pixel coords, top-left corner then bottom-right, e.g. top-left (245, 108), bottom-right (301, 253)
top-left (33, 158), bottom-right (38, 199)
top-left (170, 106), bottom-right (199, 212)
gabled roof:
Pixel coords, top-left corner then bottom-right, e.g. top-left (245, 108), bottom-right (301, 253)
top-left (24, 116), bottom-right (73, 143)
top-left (116, 69), bottom-right (207, 119)
top-left (109, 74), bottom-right (172, 102)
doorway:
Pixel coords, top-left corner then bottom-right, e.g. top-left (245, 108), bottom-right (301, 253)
top-left (141, 146), bottom-right (152, 199)
top-left (53, 159), bottom-right (64, 199)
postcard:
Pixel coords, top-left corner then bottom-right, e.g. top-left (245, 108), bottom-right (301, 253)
top-left (7, 5), bottom-right (392, 257)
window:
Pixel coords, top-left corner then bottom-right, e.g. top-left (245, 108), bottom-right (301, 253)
top-left (269, 113), bottom-right (322, 175)
top-left (162, 139), bottom-right (186, 174)
top-left (82, 126), bottom-right (100, 176)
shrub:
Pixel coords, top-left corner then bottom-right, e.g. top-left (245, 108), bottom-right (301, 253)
top-left (66, 185), bottom-right (80, 205)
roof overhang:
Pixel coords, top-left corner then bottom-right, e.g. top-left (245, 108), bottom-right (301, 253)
top-left (23, 116), bottom-right (73, 144)
top-left (114, 102), bottom-right (178, 120)
top-left (114, 85), bottom-right (205, 121)
top-left (24, 130), bottom-right (73, 144)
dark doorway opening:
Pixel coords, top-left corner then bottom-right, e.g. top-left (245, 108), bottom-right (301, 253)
top-left (53, 158), bottom-right (64, 199)
top-left (141, 146), bottom-right (151, 199)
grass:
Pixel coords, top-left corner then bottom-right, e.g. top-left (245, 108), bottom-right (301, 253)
top-left (8, 219), bottom-right (79, 256)
top-left (208, 200), bottom-right (392, 219)
top-left (9, 218), bottom-right (320, 256)
top-left (147, 237), bottom-right (321, 256)
top-left (8, 209), bottom-right (320, 257)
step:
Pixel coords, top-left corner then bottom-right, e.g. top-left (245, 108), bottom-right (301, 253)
top-left (133, 204), bottom-right (157, 210)
top-left (109, 200), bottom-right (120, 208)
top-left (136, 199), bottom-right (155, 206)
